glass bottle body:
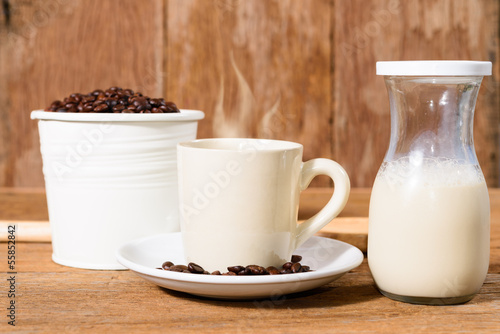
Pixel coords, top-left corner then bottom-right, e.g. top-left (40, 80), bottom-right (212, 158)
top-left (368, 75), bottom-right (490, 305)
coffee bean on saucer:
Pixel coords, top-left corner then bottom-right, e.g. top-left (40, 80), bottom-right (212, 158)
top-left (169, 265), bottom-right (189, 272)
top-left (162, 261), bottom-right (174, 270)
top-left (280, 268), bottom-right (292, 274)
top-left (157, 256), bottom-right (313, 275)
top-left (187, 262), bottom-right (205, 274)
top-left (228, 265), bottom-right (245, 273)
top-left (266, 266), bottom-right (280, 275)
top-left (247, 265), bottom-right (267, 275)
top-left (291, 262), bottom-right (302, 273)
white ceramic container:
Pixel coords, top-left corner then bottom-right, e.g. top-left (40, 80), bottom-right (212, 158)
top-left (31, 110), bottom-right (204, 270)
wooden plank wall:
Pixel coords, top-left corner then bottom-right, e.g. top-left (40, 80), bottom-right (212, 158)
top-left (0, 0), bottom-right (498, 188)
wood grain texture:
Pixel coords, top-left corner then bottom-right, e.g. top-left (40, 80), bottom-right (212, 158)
top-left (0, 0), bottom-right (164, 187)
top-left (0, 188), bottom-right (371, 247)
top-left (166, 0), bottom-right (333, 185)
top-left (0, 217), bottom-right (369, 248)
top-left (0, 187), bottom-right (47, 220)
top-left (317, 217), bottom-right (368, 252)
top-left (1, 188), bottom-right (499, 332)
top-left (8, 258), bottom-right (499, 332)
top-left (0, 0), bottom-right (498, 188)
top-left (333, 0), bottom-right (500, 187)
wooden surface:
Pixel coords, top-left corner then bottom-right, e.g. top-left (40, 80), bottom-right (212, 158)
top-left (333, 0), bottom-right (500, 186)
top-left (0, 187), bottom-right (370, 250)
top-left (0, 188), bottom-right (499, 332)
top-left (0, 0), bottom-right (499, 188)
top-left (0, 0), bottom-right (164, 187)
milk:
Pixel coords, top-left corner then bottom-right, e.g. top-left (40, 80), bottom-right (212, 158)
top-left (368, 157), bottom-right (490, 299)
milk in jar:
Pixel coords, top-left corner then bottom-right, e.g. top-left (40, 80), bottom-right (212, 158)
top-left (369, 61), bottom-right (492, 305)
top-left (368, 158), bottom-right (490, 300)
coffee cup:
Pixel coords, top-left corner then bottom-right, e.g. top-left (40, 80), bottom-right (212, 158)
top-left (177, 138), bottom-right (350, 272)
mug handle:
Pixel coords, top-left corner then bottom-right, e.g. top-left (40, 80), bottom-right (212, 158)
top-left (295, 158), bottom-right (350, 249)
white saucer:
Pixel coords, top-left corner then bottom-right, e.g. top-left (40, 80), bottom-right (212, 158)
top-left (116, 233), bottom-right (364, 300)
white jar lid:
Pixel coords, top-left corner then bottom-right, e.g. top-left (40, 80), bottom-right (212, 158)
top-left (376, 61), bottom-right (492, 76)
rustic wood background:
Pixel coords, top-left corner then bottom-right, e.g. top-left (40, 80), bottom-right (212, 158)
top-left (0, 0), bottom-right (498, 188)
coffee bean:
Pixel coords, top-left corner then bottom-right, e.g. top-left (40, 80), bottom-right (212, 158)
top-left (169, 265), bottom-right (189, 272)
top-left (247, 265), bottom-right (267, 275)
top-left (291, 262), bottom-right (302, 273)
top-left (228, 265), bottom-right (245, 273)
top-left (82, 105), bottom-right (94, 113)
top-left (266, 266), bottom-right (280, 275)
top-left (69, 93), bottom-right (82, 103)
top-left (291, 255), bottom-right (302, 263)
top-left (301, 265), bottom-right (310, 272)
top-left (162, 102), bottom-right (180, 113)
top-left (133, 96), bottom-right (147, 106)
top-left (162, 261), bottom-right (174, 270)
top-left (49, 100), bottom-right (63, 111)
top-left (187, 262), bottom-right (205, 274)
top-left (93, 100), bottom-right (104, 107)
top-left (82, 96), bottom-right (95, 103)
top-left (157, 256), bottom-right (313, 276)
top-left (45, 87), bottom-right (180, 114)
top-left (94, 104), bottom-right (109, 113)
top-left (106, 99), bottom-right (118, 108)
top-left (112, 104), bottom-right (125, 112)
top-left (149, 98), bottom-right (161, 107)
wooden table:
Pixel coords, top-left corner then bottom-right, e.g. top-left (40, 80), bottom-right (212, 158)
top-left (1, 188), bottom-right (499, 332)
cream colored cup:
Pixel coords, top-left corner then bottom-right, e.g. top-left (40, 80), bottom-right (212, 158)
top-left (177, 138), bottom-right (350, 272)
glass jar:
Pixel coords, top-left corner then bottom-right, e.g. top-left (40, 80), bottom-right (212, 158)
top-left (368, 61), bottom-right (492, 305)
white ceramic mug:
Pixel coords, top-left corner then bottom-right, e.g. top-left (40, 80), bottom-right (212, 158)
top-left (177, 138), bottom-right (350, 272)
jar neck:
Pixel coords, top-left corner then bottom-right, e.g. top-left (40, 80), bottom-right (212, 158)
top-left (384, 76), bottom-right (483, 164)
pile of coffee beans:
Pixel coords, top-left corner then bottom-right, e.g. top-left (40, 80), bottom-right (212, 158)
top-left (157, 255), bottom-right (312, 276)
top-left (45, 87), bottom-right (180, 113)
